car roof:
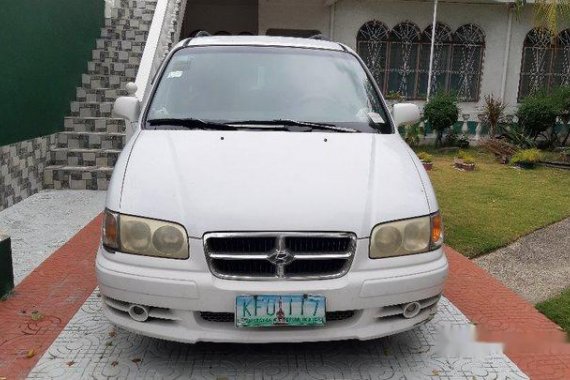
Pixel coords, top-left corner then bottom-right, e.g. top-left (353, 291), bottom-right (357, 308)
top-left (180, 35), bottom-right (346, 52)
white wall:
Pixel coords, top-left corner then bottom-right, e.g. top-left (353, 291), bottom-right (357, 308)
top-left (258, 0), bottom-right (555, 117)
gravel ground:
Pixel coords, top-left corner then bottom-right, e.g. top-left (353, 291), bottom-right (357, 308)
top-left (0, 190), bottom-right (106, 285)
top-left (475, 217), bottom-right (570, 304)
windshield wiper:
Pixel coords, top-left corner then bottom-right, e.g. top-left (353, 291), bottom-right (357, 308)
top-left (147, 118), bottom-right (239, 131)
top-left (229, 119), bottom-right (360, 133)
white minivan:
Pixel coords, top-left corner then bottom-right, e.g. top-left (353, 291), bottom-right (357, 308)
top-left (96, 36), bottom-right (448, 343)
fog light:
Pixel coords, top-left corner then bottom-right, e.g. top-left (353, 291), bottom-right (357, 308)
top-left (403, 302), bottom-right (421, 319)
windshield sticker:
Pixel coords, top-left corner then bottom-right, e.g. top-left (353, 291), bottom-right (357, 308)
top-left (167, 71), bottom-right (183, 79)
top-left (368, 112), bottom-right (385, 124)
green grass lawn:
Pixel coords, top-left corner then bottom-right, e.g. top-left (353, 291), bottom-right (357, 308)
top-left (536, 288), bottom-right (570, 337)
top-left (422, 149), bottom-right (570, 258)
top-left (421, 149), bottom-right (570, 334)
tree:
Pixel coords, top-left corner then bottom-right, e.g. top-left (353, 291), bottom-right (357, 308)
top-left (423, 93), bottom-right (460, 147)
top-left (515, 0), bottom-right (570, 34)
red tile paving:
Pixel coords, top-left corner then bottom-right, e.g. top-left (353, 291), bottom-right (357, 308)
top-left (0, 221), bottom-right (568, 379)
top-left (444, 246), bottom-right (570, 380)
top-left (0, 215), bottom-right (102, 380)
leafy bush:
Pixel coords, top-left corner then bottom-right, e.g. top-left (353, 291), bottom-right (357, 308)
top-left (423, 93), bottom-right (460, 147)
top-left (517, 93), bottom-right (559, 139)
top-left (417, 152), bottom-right (433, 163)
top-left (500, 123), bottom-right (536, 149)
top-left (404, 122), bottom-right (424, 148)
top-left (552, 86), bottom-right (570, 146)
top-left (443, 129), bottom-right (470, 148)
top-left (511, 148), bottom-right (543, 167)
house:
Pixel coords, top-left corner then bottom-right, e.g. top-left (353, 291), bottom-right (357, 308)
top-left (0, 0), bottom-right (567, 210)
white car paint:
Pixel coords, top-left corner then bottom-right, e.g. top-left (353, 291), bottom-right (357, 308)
top-left (97, 36), bottom-right (448, 343)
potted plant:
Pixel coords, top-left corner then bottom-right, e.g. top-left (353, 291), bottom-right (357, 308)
top-left (510, 148), bottom-right (543, 169)
top-left (423, 92), bottom-right (460, 147)
top-left (416, 152), bottom-right (433, 170)
top-left (454, 150), bottom-right (476, 171)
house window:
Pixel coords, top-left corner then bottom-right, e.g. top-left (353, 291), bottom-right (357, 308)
top-left (356, 22), bottom-right (485, 101)
top-left (518, 28), bottom-right (570, 100)
top-left (356, 21), bottom-right (389, 91)
top-left (418, 23), bottom-right (453, 98)
top-left (450, 24), bottom-right (485, 102)
top-left (387, 22), bottom-right (422, 99)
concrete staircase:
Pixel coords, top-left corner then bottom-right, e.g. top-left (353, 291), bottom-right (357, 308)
top-left (44, 0), bottom-right (156, 190)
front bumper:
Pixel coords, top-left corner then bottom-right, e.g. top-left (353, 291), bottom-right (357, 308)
top-left (96, 241), bottom-right (448, 343)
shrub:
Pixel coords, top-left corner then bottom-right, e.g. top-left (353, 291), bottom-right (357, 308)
top-left (404, 122), bottom-right (424, 148)
top-left (417, 152), bottom-right (433, 163)
top-left (517, 93), bottom-right (559, 140)
top-left (552, 86), bottom-right (570, 146)
top-left (511, 148), bottom-right (543, 167)
top-left (500, 123), bottom-right (536, 149)
top-left (423, 93), bottom-right (460, 147)
top-left (443, 129), bottom-right (470, 148)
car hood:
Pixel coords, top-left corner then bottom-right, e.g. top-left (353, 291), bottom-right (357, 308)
top-left (118, 131), bottom-right (431, 238)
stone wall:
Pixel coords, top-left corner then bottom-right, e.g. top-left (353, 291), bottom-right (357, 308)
top-left (0, 134), bottom-right (56, 211)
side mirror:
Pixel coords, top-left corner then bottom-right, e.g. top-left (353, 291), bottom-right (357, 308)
top-left (392, 103), bottom-right (421, 128)
top-left (113, 82), bottom-right (140, 123)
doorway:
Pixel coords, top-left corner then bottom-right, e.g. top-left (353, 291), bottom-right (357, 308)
top-left (181, 0), bottom-right (259, 38)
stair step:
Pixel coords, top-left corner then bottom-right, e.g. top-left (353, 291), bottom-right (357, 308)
top-left (100, 28), bottom-right (148, 42)
top-left (50, 148), bottom-right (121, 167)
top-left (92, 49), bottom-right (142, 65)
top-left (87, 61), bottom-right (140, 77)
top-left (76, 87), bottom-right (128, 102)
top-left (57, 131), bottom-right (126, 150)
top-left (70, 101), bottom-right (114, 118)
top-left (104, 18), bottom-right (152, 30)
top-left (119, 0), bottom-right (158, 9)
top-left (81, 73), bottom-right (135, 89)
top-left (103, 21), bottom-right (151, 33)
top-left (96, 39), bottom-right (146, 52)
top-left (44, 165), bottom-right (114, 190)
top-left (64, 117), bottom-right (125, 133)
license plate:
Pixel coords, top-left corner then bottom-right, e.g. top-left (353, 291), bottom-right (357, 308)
top-left (235, 295), bottom-right (326, 328)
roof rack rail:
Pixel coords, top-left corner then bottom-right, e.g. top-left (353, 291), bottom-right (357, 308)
top-left (194, 31), bottom-right (212, 38)
top-left (309, 34), bottom-right (328, 40)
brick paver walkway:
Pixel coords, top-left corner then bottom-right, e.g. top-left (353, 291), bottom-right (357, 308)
top-left (0, 214), bottom-right (568, 379)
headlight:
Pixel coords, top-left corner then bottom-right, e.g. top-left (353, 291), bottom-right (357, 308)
top-left (102, 210), bottom-right (189, 259)
top-left (369, 212), bottom-right (443, 259)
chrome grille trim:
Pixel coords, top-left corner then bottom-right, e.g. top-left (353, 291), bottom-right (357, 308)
top-left (203, 232), bottom-right (357, 280)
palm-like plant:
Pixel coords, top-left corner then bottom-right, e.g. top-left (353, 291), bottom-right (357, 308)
top-left (515, 0), bottom-right (570, 34)
top-left (480, 94), bottom-right (507, 137)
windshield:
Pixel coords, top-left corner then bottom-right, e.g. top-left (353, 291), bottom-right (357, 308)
top-left (146, 45), bottom-right (391, 133)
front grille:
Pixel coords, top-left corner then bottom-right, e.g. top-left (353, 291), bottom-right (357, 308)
top-left (207, 236), bottom-right (274, 253)
top-left (285, 236), bottom-right (353, 253)
top-left (204, 232), bottom-right (356, 280)
top-left (200, 310), bottom-right (355, 323)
